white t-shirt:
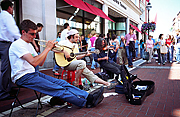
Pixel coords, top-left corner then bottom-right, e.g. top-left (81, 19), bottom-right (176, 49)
top-left (58, 40), bottom-right (78, 51)
top-left (61, 29), bottom-right (69, 41)
top-left (9, 38), bottom-right (38, 83)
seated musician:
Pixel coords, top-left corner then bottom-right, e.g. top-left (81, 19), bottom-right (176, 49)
top-left (9, 19), bottom-right (104, 108)
top-left (94, 37), bottom-right (122, 84)
top-left (56, 29), bottom-right (116, 89)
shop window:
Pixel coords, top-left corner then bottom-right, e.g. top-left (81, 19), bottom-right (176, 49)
top-left (116, 22), bottom-right (126, 30)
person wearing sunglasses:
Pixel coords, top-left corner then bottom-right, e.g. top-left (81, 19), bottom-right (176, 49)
top-left (0, 0), bottom-right (21, 100)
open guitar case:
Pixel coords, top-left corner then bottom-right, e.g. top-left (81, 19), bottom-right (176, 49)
top-left (119, 65), bottom-right (155, 105)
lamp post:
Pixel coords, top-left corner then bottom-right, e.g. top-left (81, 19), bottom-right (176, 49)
top-left (146, 2), bottom-right (152, 40)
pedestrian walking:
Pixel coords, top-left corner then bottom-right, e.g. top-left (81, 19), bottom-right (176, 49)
top-left (146, 35), bottom-right (154, 63)
top-left (118, 36), bottom-right (128, 65)
top-left (125, 28), bottom-right (136, 68)
top-left (159, 34), bottom-right (166, 65)
top-left (140, 39), bottom-right (145, 58)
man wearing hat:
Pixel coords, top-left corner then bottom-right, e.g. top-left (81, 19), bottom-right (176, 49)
top-left (57, 29), bottom-right (116, 89)
top-left (124, 28), bottom-right (137, 68)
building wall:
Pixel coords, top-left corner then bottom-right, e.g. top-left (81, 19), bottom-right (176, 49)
top-left (22, 0), bottom-right (56, 68)
top-left (102, 0), bottom-right (144, 40)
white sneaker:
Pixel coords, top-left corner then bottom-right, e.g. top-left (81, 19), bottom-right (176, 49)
top-left (170, 61), bottom-right (172, 63)
top-left (158, 63), bottom-right (160, 65)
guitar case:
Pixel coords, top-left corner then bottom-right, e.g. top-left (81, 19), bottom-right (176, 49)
top-left (120, 65), bottom-right (155, 105)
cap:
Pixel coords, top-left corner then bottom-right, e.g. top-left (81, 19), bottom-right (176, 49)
top-left (67, 29), bottom-right (79, 36)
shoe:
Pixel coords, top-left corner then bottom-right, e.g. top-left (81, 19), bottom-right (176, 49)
top-left (163, 63), bottom-right (165, 65)
top-left (106, 82), bottom-right (117, 90)
top-left (128, 65), bottom-right (133, 68)
top-left (86, 86), bottom-right (104, 108)
top-left (48, 97), bottom-right (65, 107)
top-left (52, 70), bottom-right (60, 75)
top-left (158, 63), bottom-right (161, 65)
top-left (170, 61), bottom-right (172, 63)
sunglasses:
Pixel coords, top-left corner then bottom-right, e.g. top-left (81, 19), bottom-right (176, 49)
top-left (28, 33), bottom-right (36, 36)
top-left (74, 36), bottom-right (79, 38)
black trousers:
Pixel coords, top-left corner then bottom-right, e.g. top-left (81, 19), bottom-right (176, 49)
top-left (0, 42), bottom-right (12, 100)
top-left (101, 61), bottom-right (121, 81)
top-left (157, 48), bottom-right (161, 63)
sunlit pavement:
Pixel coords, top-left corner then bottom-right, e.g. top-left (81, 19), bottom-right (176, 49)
top-left (1, 58), bottom-right (180, 117)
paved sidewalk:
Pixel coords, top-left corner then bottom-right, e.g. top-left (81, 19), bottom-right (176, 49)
top-left (1, 59), bottom-right (180, 117)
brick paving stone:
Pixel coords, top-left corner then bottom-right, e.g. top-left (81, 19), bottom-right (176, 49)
top-left (121, 108), bottom-right (131, 116)
top-left (97, 108), bottom-right (109, 115)
top-left (102, 112), bottom-right (112, 117)
top-left (146, 107), bottom-right (156, 116)
top-left (153, 113), bottom-right (164, 117)
top-left (140, 105), bottom-right (149, 112)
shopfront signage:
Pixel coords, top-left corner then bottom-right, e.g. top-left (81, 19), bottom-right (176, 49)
top-left (113, 0), bottom-right (127, 10)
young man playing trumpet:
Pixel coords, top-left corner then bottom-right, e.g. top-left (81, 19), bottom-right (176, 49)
top-left (56, 29), bottom-right (116, 89)
top-left (9, 19), bottom-right (104, 108)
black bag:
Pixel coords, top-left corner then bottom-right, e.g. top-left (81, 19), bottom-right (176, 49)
top-left (120, 65), bottom-right (155, 105)
top-left (143, 51), bottom-right (149, 60)
top-left (95, 72), bottom-right (110, 81)
top-left (115, 84), bottom-right (124, 94)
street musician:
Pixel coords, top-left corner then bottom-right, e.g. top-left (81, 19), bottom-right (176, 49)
top-left (54, 29), bottom-right (116, 89)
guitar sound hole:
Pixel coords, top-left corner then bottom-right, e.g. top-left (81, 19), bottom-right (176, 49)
top-left (70, 52), bottom-right (74, 57)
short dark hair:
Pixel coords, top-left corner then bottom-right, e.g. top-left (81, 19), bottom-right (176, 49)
top-left (37, 23), bottom-right (43, 27)
top-left (112, 34), bottom-right (117, 40)
top-left (67, 35), bottom-right (74, 40)
top-left (20, 19), bottom-right (37, 34)
top-left (64, 23), bottom-right (69, 29)
top-left (0, 0), bottom-right (13, 10)
top-left (159, 34), bottom-right (163, 39)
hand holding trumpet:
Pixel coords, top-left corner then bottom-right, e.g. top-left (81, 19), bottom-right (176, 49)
top-left (34, 39), bottom-right (58, 51)
top-left (45, 39), bottom-right (57, 50)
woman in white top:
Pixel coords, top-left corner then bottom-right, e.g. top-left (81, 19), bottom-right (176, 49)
top-left (159, 34), bottom-right (166, 65)
top-left (146, 35), bottom-right (154, 63)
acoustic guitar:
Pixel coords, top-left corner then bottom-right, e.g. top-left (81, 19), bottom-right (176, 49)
top-left (55, 47), bottom-right (100, 67)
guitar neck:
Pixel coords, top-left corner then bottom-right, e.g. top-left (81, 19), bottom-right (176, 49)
top-left (74, 52), bottom-right (88, 56)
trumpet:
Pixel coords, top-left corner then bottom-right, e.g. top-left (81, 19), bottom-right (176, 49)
top-left (33, 39), bottom-right (73, 51)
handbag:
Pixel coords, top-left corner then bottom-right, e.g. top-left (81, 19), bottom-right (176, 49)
top-left (143, 51), bottom-right (149, 60)
top-left (160, 46), bottom-right (167, 54)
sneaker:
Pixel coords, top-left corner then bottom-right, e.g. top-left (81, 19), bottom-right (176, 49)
top-left (170, 61), bottom-right (172, 63)
top-left (163, 63), bottom-right (165, 65)
top-left (52, 70), bottom-right (59, 74)
top-left (158, 63), bottom-right (161, 65)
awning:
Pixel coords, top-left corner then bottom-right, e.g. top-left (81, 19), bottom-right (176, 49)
top-left (64, 0), bottom-right (114, 22)
top-left (85, 2), bottom-right (114, 22)
top-left (130, 24), bottom-right (142, 33)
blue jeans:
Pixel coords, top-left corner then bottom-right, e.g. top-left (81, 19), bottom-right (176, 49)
top-left (135, 48), bottom-right (138, 58)
top-left (53, 64), bottom-right (60, 71)
top-left (16, 72), bottom-right (88, 107)
top-left (171, 46), bottom-right (174, 61)
top-left (91, 48), bottom-right (99, 69)
top-left (126, 46), bottom-right (133, 66)
top-left (140, 48), bottom-right (144, 58)
top-left (167, 47), bottom-right (172, 62)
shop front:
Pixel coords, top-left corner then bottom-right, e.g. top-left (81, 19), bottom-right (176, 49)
top-left (56, 0), bottom-right (111, 39)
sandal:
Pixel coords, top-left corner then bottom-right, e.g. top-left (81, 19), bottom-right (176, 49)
top-left (106, 82), bottom-right (117, 90)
